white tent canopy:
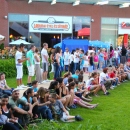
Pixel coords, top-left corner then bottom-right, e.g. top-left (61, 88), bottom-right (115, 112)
top-left (0, 35), bottom-right (5, 41)
top-left (9, 39), bottom-right (31, 45)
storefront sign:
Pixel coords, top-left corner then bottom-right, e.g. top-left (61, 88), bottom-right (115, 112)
top-left (29, 15), bottom-right (72, 33)
top-left (118, 18), bottom-right (130, 34)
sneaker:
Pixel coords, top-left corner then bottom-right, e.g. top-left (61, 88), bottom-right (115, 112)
top-left (21, 84), bottom-right (28, 88)
top-left (17, 86), bottom-right (24, 90)
top-left (110, 86), bottom-right (114, 89)
top-left (75, 115), bottom-right (83, 121)
top-left (45, 79), bottom-right (50, 82)
top-left (41, 80), bottom-right (47, 83)
top-left (104, 91), bottom-right (110, 95)
top-left (65, 107), bottom-right (70, 111)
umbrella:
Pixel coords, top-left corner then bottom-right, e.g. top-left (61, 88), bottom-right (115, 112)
top-left (78, 28), bottom-right (90, 36)
top-left (53, 42), bottom-right (62, 48)
top-left (0, 35), bottom-right (5, 41)
top-left (89, 40), bottom-right (110, 48)
top-left (9, 39), bottom-right (31, 45)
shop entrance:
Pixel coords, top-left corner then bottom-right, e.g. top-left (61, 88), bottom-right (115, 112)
top-left (41, 33), bottom-right (61, 48)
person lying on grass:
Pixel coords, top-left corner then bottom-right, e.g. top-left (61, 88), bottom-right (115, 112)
top-left (48, 93), bottom-right (83, 122)
top-left (68, 82), bottom-right (98, 109)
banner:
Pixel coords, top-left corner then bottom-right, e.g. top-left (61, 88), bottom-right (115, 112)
top-left (118, 18), bottom-right (130, 34)
top-left (29, 15), bottom-right (72, 33)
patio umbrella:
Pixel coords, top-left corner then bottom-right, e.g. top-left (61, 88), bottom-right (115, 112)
top-left (0, 35), bottom-right (5, 41)
top-left (89, 40), bottom-right (110, 48)
top-left (9, 39), bottom-right (31, 45)
top-left (53, 42), bottom-right (62, 48)
top-left (78, 28), bottom-right (90, 36)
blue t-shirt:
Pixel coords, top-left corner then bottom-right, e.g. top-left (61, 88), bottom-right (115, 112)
top-left (32, 86), bottom-right (38, 92)
top-left (19, 96), bottom-right (32, 108)
top-left (72, 74), bottom-right (78, 80)
top-left (99, 53), bottom-right (104, 62)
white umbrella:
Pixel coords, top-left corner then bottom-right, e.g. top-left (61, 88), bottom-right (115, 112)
top-left (0, 35), bottom-right (5, 41)
top-left (9, 39), bottom-right (31, 45)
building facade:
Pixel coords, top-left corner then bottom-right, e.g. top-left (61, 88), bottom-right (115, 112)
top-left (0, 0), bottom-right (130, 47)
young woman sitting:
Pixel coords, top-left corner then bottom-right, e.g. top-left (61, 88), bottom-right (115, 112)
top-left (0, 73), bottom-right (13, 96)
top-left (68, 82), bottom-right (98, 109)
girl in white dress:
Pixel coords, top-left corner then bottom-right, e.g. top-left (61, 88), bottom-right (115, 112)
top-left (83, 52), bottom-right (89, 73)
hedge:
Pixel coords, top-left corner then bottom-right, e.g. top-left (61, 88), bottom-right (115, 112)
top-left (0, 59), bottom-right (28, 78)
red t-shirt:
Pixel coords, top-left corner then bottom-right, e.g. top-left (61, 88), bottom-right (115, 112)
top-left (108, 72), bottom-right (115, 78)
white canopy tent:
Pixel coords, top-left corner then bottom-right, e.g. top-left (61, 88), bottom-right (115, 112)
top-left (0, 35), bottom-right (5, 41)
top-left (9, 39), bottom-right (31, 45)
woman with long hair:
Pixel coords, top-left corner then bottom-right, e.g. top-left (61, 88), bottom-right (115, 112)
top-left (34, 48), bottom-right (42, 84)
top-left (121, 45), bottom-right (127, 64)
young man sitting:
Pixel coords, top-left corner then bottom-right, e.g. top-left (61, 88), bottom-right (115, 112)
top-left (31, 80), bottom-right (38, 95)
top-left (9, 89), bottom-right (33, 127)
top-left (72, 70), bottom-right (79, 80)
top-left (48, 93), bottom-right (82, 122)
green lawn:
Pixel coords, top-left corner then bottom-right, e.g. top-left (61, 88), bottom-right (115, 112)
top-left (6, 76), bottom-right (130, 130)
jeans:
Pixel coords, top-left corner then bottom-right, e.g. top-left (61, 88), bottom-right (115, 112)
top-left (109, 58), bottom-right (113, 66)
top-left (2, 122), bottom-right (20, 130)
top-left (64, 65), bottom-right (69, 71)
top-left (74, 63), bottom-right (79, 72)
top-left (104, 60), bottom-right (107, 68)
top-left (3, 90), bottom-right (12, 96)
top-left (54, 63), bottom-right (60, 79)
top-left (112, 78), bottom-right (118, 86)
top-left (38, 106), bottom-right (53, 120)
top-left (114, 58), bottom-right (118, 67)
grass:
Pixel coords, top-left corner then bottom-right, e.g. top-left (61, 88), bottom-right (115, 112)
top-left (6, 76), bottom-right (130, 130)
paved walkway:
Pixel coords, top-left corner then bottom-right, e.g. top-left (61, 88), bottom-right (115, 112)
top-left (19, 74), bottom-right (89, 97)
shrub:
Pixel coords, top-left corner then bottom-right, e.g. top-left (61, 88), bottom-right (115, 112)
top-left (0, 59), bottom-right (28, 78)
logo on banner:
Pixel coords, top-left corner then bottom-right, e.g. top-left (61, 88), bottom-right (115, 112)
top-left (31, 17), bottom-right (70, 31)
top-left (121, 22), bottom-right (130, 29)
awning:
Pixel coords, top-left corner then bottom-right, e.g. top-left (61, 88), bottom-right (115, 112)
top-left (78, 28), bottom-right (90, 36)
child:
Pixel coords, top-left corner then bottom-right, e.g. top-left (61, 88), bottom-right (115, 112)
top-left (49, 93), bottom-right (83, 122)
top-left (72, 70), bottom-right (79, 80)
top-left (88, 52), bottom-right (94, 76)
top-left (68, 82), bottom-right (98, 109)
top-left (83, 51), bottom-right (89, 73)
top-left (86, 72), bottom-right (101, 96)
top-left (93, 52), bottom-right (99, 71)
top-left (31, 80), bottom-right (38, 95)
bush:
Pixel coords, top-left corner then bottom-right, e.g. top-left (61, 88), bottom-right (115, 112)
top-left (0, 59), bottom-right (28, 78)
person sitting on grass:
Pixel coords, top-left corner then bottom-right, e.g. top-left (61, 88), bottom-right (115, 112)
top-left (85, 72), bottom-right (101, 97)
top-left (124, 62), bottom-right (130, 80)
top-left (8, 89), bottom-right (33, 128)
top-left (68, 82), bottom-right (98, 109)
top-left (48, 93), bottom-right (83, 122)
top-left (36, 87), bottom-right (53, 121)
top-left (72, 70), bottom-right (79, 80)
top-left (19, 88), bottom-right (39, 119)
top-left (0, 72), bottom-right (13, 96)
top-left (31, 80), bottom-right (39, 95)
top-left (63, 72), bottom-right (72, 85)
top-left (0, 94), bottom-right (21, 130)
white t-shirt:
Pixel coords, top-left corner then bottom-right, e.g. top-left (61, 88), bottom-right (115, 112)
top-left (88, 50), bottom-right (95, 56)
top-left (99, 72), bottom-right (107, 83)
top-left (74, 52), bottom-right (79, 63)
top-left (15, 51), bottom-right (22, 65)
top-left (86, 78), bottom-right (94, 86)
top-left (114, 51), bottom-right (119, 58)
top-left (64, 52), bottom-right (70, 65)
top-left (41, 48), bottom-right (48, 63)
top-left (69, 54), bottom-right (74, 64)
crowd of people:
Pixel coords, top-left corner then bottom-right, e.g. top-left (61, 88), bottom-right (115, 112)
top-left (0, 42), bottom-right (130, 130)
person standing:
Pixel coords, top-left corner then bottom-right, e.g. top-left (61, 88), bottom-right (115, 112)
top-left (34, 48), bottom-right (42, 84)
top-left (26, 45), bottom-right (35, 87)
top-left (74, 48), bottom-right (80, 72)
top-left (109, 45), bottom-right (114, 66)
top-left (41, 43), bottom-right (49, 83)
top-left (121, 45), bottom-right (127, 64)
top-left (63, 48), bottom-right (70, 72)
top-left (15, 43), bottom-right (29, 89)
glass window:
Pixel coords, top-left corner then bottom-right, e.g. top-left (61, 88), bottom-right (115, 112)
top-left (73, 16), bottom-right (91, 40)
top-left (101, 17), bottom-right (118, 47)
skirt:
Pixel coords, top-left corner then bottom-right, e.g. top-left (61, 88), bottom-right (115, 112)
top-left (88, 65), bottom-right (93, 73)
